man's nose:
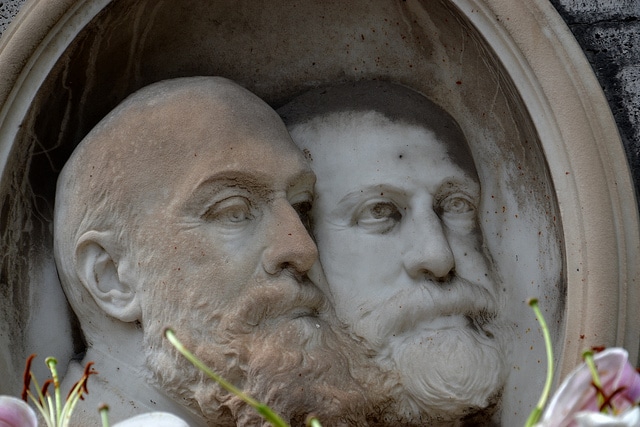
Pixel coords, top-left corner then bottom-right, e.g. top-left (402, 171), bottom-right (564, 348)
top-left (402, 208), bottom-right (455, 281)
top-left (262, 200), bottom-right (318, 275)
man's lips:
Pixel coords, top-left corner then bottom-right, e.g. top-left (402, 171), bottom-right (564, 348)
top-left (287, 306), bottom-right (320, 320)
top-left (418, 314), bottom-right (471, 331)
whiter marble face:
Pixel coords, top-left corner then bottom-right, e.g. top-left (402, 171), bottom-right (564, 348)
top-left (283, 82), bottom-right (511, 424)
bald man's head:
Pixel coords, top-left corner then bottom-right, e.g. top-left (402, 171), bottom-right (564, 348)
top-left (54, 76), bottom-right (305, 336)
top-left (51, 77), bottom-right (391, 425)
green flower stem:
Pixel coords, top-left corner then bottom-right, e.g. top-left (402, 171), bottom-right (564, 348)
top-left (164, 328), bottom-right (290, 427)
top-left (46, 394), bottom-right (55, 426)
top-left (525, 298), bottom-right (554, 427)
top-left (24, 370), bottom-right (54, 427)
top-left (60, 380), bottom-right (85, 426)
top-left (27, 373), bottom-right (45, 412)
top-left (582, 350), bottom-right (605, 410)
top-left (524, 408), bottom-right (542, 427)
top-left (46, 358), bottom-right (62, 424)
top-left (26, 391), bottom-right (51, 427)
top-left (99, 404), bottom-right (111, 427)
top-left (306, 416), bottom-right (323, 427)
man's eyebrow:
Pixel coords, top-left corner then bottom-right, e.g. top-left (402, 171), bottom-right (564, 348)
top-left (338, 184), bottom-right (405, 203)
top-left (183, 171), bottom-right (271, 211)
top-left (186, 168), bottom-right (314, 206)
top-left (192, 171), bottom-right (269, 194)
top-left (335, 177), bottom-right (478, 207)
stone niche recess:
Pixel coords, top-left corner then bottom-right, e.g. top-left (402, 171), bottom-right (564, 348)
top-left (0, 0), bottom-right (638, 425)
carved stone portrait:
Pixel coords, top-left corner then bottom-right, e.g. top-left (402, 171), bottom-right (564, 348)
top-left (279, 81), bottom-right (510, 424)
top-left (0, 1), bottom-right (638, 426)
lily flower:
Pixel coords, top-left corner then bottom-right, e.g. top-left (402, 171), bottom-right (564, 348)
top-left (537, 348), bottom-right (640, 427)
top-left (19, 355), bottom-right (96, 427)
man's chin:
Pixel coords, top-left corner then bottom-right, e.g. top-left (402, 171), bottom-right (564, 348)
top-left (379, 323), bottom-right (508, 424)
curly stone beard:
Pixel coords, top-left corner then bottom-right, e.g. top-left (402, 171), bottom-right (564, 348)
top-left (377, 323), bottom-right (509, 426)
top-left (355, 280), bottom-right (511, 426)
top-left (142, 276), bottom-right (390, 426)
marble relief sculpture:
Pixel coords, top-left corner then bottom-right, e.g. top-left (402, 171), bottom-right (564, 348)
top-left (1, 0), bottom-right (635, 425)
top-left (52, 76), bottom-right (389, 426)
top-left (52, 75), bottom-right (510, 426)
top-left (279, 81), bottom-right (511, 426)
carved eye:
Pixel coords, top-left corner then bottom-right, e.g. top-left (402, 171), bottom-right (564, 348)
top-left (437, 193), bottom-right (477, 233)
top-left (355, 200), bottom-right (402, 233)
top-left (440, 195), bottom-right (475, 215)
top-left (203, 196), bottom-right (254, 224)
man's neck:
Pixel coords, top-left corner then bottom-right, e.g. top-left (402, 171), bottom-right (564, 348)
top-left (60, 345), bottom-right (207, 426)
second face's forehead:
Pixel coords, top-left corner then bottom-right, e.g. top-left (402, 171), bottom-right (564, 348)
top-left (298, 114), bottom-right (478, 202)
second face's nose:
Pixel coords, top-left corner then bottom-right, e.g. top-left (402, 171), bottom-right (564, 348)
top-left (261, 199), bottom-right (319, 276)
top-left (402, 207), bottom-right (455, 281)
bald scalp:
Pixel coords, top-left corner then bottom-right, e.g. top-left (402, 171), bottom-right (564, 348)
top-left (53, 76), bottom-right (293, 332)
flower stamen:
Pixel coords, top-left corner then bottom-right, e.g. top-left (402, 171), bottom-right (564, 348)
top-left (21, 354), bottom-right (36, 402)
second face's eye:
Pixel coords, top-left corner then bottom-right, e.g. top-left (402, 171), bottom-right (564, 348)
top-left (202, 196), bottom-right (254, 224)
top-left (354, 200), bottom-right (402, 233)
top-left (440, 195), bottom-right (475, 215)
top-left (437, 193), bottom-right (478, 233)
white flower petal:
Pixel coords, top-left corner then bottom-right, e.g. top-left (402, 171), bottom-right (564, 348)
top-left (112, 412), bottom-right (190, 427)
top-left (574, 407), bottom-right (640, 427)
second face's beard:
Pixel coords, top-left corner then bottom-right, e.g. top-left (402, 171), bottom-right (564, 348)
top-left (142, 278), bottom-right (391, 427)
top-left (351, 280), bottom-right (511, 426)
top-left (378, 321), bottom-right (509, 426)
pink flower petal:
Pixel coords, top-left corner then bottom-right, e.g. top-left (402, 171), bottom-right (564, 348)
top-left (613, 359), bottom-right (640, 407)
top-left (540, 348), bottom-right (640, 427)
top-left (0, 396), bottom-right (37, 427)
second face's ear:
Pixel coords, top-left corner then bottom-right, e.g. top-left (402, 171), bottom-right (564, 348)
top-left (75, 230), bottom-right (141, 323)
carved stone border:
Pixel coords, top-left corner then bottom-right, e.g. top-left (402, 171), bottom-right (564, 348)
top-left (456, 0), bottom-right (640, 374)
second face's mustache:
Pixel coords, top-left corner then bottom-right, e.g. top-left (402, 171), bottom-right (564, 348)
top-left (360, 278), bottom-right (499, 341)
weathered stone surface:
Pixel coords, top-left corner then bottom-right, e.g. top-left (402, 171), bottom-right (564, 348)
top-left (550, 0), bottom-right (640, 204)
top-left (550, 0), bottom-right (639, 24)
top-left (0, 1), bottom-right (638, 426)
top-left (0, 0), bottom-right (26, 36)
top-left (619, 66), bottom-right (640, 151)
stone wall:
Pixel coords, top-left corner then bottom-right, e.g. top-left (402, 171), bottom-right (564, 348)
top-left (0, 0), bottom-right (25, 35)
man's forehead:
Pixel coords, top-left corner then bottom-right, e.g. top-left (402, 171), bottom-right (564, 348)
top-left (73, 80), bottom-right (310, 205)
top-left (91, 85), bottom-right (298, 164)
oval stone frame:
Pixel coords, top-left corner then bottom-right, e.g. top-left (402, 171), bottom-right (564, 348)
top-left (0, 0), bottom-right (638, 425)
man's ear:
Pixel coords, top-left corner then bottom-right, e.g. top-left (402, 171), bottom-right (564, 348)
top-left (75, 230), bottom-right (141, 323)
